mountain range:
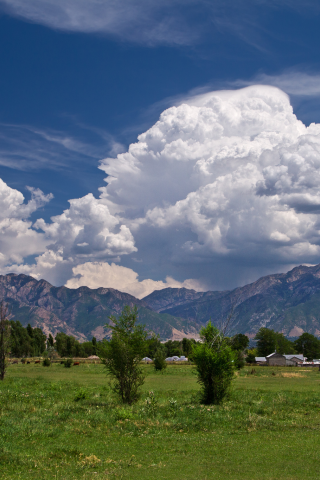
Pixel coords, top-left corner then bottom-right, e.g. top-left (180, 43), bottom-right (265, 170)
top-left (1, 263), bottom-right (320, 340)
top-left (143, 263), bottom-right (320, 338)
top-left (0, 274), bottom-right (199, 341)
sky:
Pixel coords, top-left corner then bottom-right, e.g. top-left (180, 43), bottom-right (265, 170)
top-left (1, 0), bottom-right (320, 298)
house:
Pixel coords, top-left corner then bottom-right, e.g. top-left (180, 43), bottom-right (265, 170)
top-left (142, 357), bottom-right (153, 363)
top-left (165, 356), bottom-right (188, 362)
top-left (266, 352), bottom-right (286, 366)
top-left (255, 356), bottom-right (267, 365)
top-left (266, 352), bottom-right (305, 366)
top-left (283, 354), bottom-right (304, 366)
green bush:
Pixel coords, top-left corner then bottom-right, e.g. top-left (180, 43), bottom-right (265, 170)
top-left (144, 391), bottom-right (158, 417)
top-left (246, 348), bottom-right (258, 363)
top-left (74, 388), bottom-right (86, 401)
top-left (154, 347), bottom-right (167, 371)
top-left (115, 408), bottom-right (134, 421)
top-left (192, 322), bottom-right (235, 405)
top-left (42, 358), bottom-right (51, 367)
top-left (63, 359), bottom-right (73, 368)
top-left (99, 305), bottom-right (148, 404)
top-left (234, 350), bottom-right (245, 370)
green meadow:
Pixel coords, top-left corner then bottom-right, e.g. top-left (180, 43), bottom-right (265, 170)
top-left (1, 363), bottom-right (320, 479)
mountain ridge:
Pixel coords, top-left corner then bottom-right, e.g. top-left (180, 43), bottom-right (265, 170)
top-left (143, 264), bottom-right (320, 337)
top-left (0, 273), bottom-right (199, 341)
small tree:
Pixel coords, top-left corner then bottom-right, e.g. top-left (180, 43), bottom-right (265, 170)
top-left (192, 321), bottom-right (235, 405)
top-left (246, 348), bottom-right (258, 363)
top-left (0, 302), bottom-right (11, 381)
top-left (154, 346), bottom-right (167, 371)
top-left (92, 336), bottom-right (97, 355)
top-left (99, 306), bottom-right (148, 404)
top-left (230, 333), bottom-right (249, 352)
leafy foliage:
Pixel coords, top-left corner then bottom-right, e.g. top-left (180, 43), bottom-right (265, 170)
top-left (294, 333), bottom-right (320, 360)
top-left (230, 333), bottom-right (249, 351)
top-left (153, 346), bottom-right (167, 371)
top-left (0, 302), bottom-right (10, 380)
top-left (255, 327), bottom-right (295, 356)
top-left (64, 358), bottom-right (73, 368)
top-left (192, 322), bottom-right (235, 404)
top-left (99, 306), bottom-right (148, 404)
top-left (9, 321), bottom-right (46, 357)
top-left (246, 348), bottom-right (258, 363)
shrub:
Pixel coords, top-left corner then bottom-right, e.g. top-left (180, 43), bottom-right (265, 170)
top-left (154, 347), bottom-right (167, 371)
top-left (192, 322), bottom-right (235, 405)
top-left (115, 408), bottom-right (134, 420)
top-left (99, 305), bottom-right (148, 404)
top-left (64, 358), bottom-right (73, 368)
top-left (245, 348), bottom-right (257, 363)
top-left (74, 388), bottom-right (86, 401)
top-left (0, 301), bottom-right (10, 381)
top-left (234, 350), bottom-right (245, 370)
top-left (43, 358), bottom-right (51, 367)
top-left (145, 391), bottom-right (158, 417)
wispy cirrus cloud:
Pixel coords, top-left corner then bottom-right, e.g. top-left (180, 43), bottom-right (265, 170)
top-left (0, 0), bottom-right (319, 48)
top-left (0, 122), bottom-right (121, 171)
top-left (0, 0), bottom-right (201, 46)
top-left (230, 71), bottom-right (320, 97)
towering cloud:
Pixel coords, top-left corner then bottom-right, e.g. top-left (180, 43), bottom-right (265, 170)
top-left (99, 85), bottom-right (320, 288)
top-left (2, 85), bottom-right (320, 291)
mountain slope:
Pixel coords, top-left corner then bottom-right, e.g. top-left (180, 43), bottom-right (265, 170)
top-left (143, 264), bottom-right (320, 337)
top-left (0, 274), bottom-right (198, 340)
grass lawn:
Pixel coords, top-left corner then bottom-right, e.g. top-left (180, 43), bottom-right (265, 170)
top-left (1, 363), bottom-right (320, 479)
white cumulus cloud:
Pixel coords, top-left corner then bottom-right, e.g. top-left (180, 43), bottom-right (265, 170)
top-left (65, 261), bottom-right (205, 299)
top-left (0, 179), bottom-right (52, 267)
top-left (98, 85), bottom-right (320, 289)
top-left (3, 84), bottom-right (320, 293)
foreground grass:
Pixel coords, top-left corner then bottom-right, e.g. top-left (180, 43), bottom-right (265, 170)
top-left (1, 364), bottom-right (320, 479)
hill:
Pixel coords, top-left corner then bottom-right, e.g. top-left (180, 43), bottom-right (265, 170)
top-left (143, 264), bottom-right (320, 337)
top-left (0, 274), bottom-right (199, 341)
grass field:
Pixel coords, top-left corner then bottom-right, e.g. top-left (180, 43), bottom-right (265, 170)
top-left (1, 363), bottom-right (320, 479)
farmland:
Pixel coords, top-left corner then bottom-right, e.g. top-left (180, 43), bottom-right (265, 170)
top-left (1, 363), bottom-right (320, 479)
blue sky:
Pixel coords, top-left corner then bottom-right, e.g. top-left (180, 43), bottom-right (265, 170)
top-left (1, 0), bottom-right (320, 297)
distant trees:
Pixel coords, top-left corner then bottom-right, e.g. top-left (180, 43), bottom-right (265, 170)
top-left (55, 332), bottom-right (84, 357)
top-left (255, 328), bottom-right (295, 356)
top-left (9, 321), bottom-right (46, 357)
top-left (53, 332), bottom-right (98, 357)
top-left (227, 333), bottom-right (249, 369)
top-left (246, 348), bottom-right (258, 363)
top-left (99, 306), bottom-right (148, 404)
top-left (294, 333), bottom-right (320, 361)
top-left (192, 322), bottom-right (235, 405)
top-left (0, 302), bottom-right (10, 381)
top-left (230, 333), bottom-right (249, 352)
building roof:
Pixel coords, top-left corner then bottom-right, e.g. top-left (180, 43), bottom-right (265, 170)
top-left (255, 357), bottom-right (266, 362)
top-left (266, 353), bottom-right (305, 361)
top-left (283, 354), bottom-right (304, 361)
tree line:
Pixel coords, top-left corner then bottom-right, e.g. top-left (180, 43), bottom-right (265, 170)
top-left (2, 303), bottom-right (320, 407)
top-left (246, 327), bottom-right (320, 362)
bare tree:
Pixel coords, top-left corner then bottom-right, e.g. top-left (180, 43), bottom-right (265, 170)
top-left (0, 302), bottom-right (10, 381)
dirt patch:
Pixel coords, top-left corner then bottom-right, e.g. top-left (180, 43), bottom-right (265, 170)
top-left (289, 326), bottom-right (304, 337)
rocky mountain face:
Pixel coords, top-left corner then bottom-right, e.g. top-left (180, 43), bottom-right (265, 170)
top-left (0, 274), bottom-right (199, 341)
top-left (3, 263), bottom-right (320, 341)
top-left (143, 264), bottom-right (320, 337)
